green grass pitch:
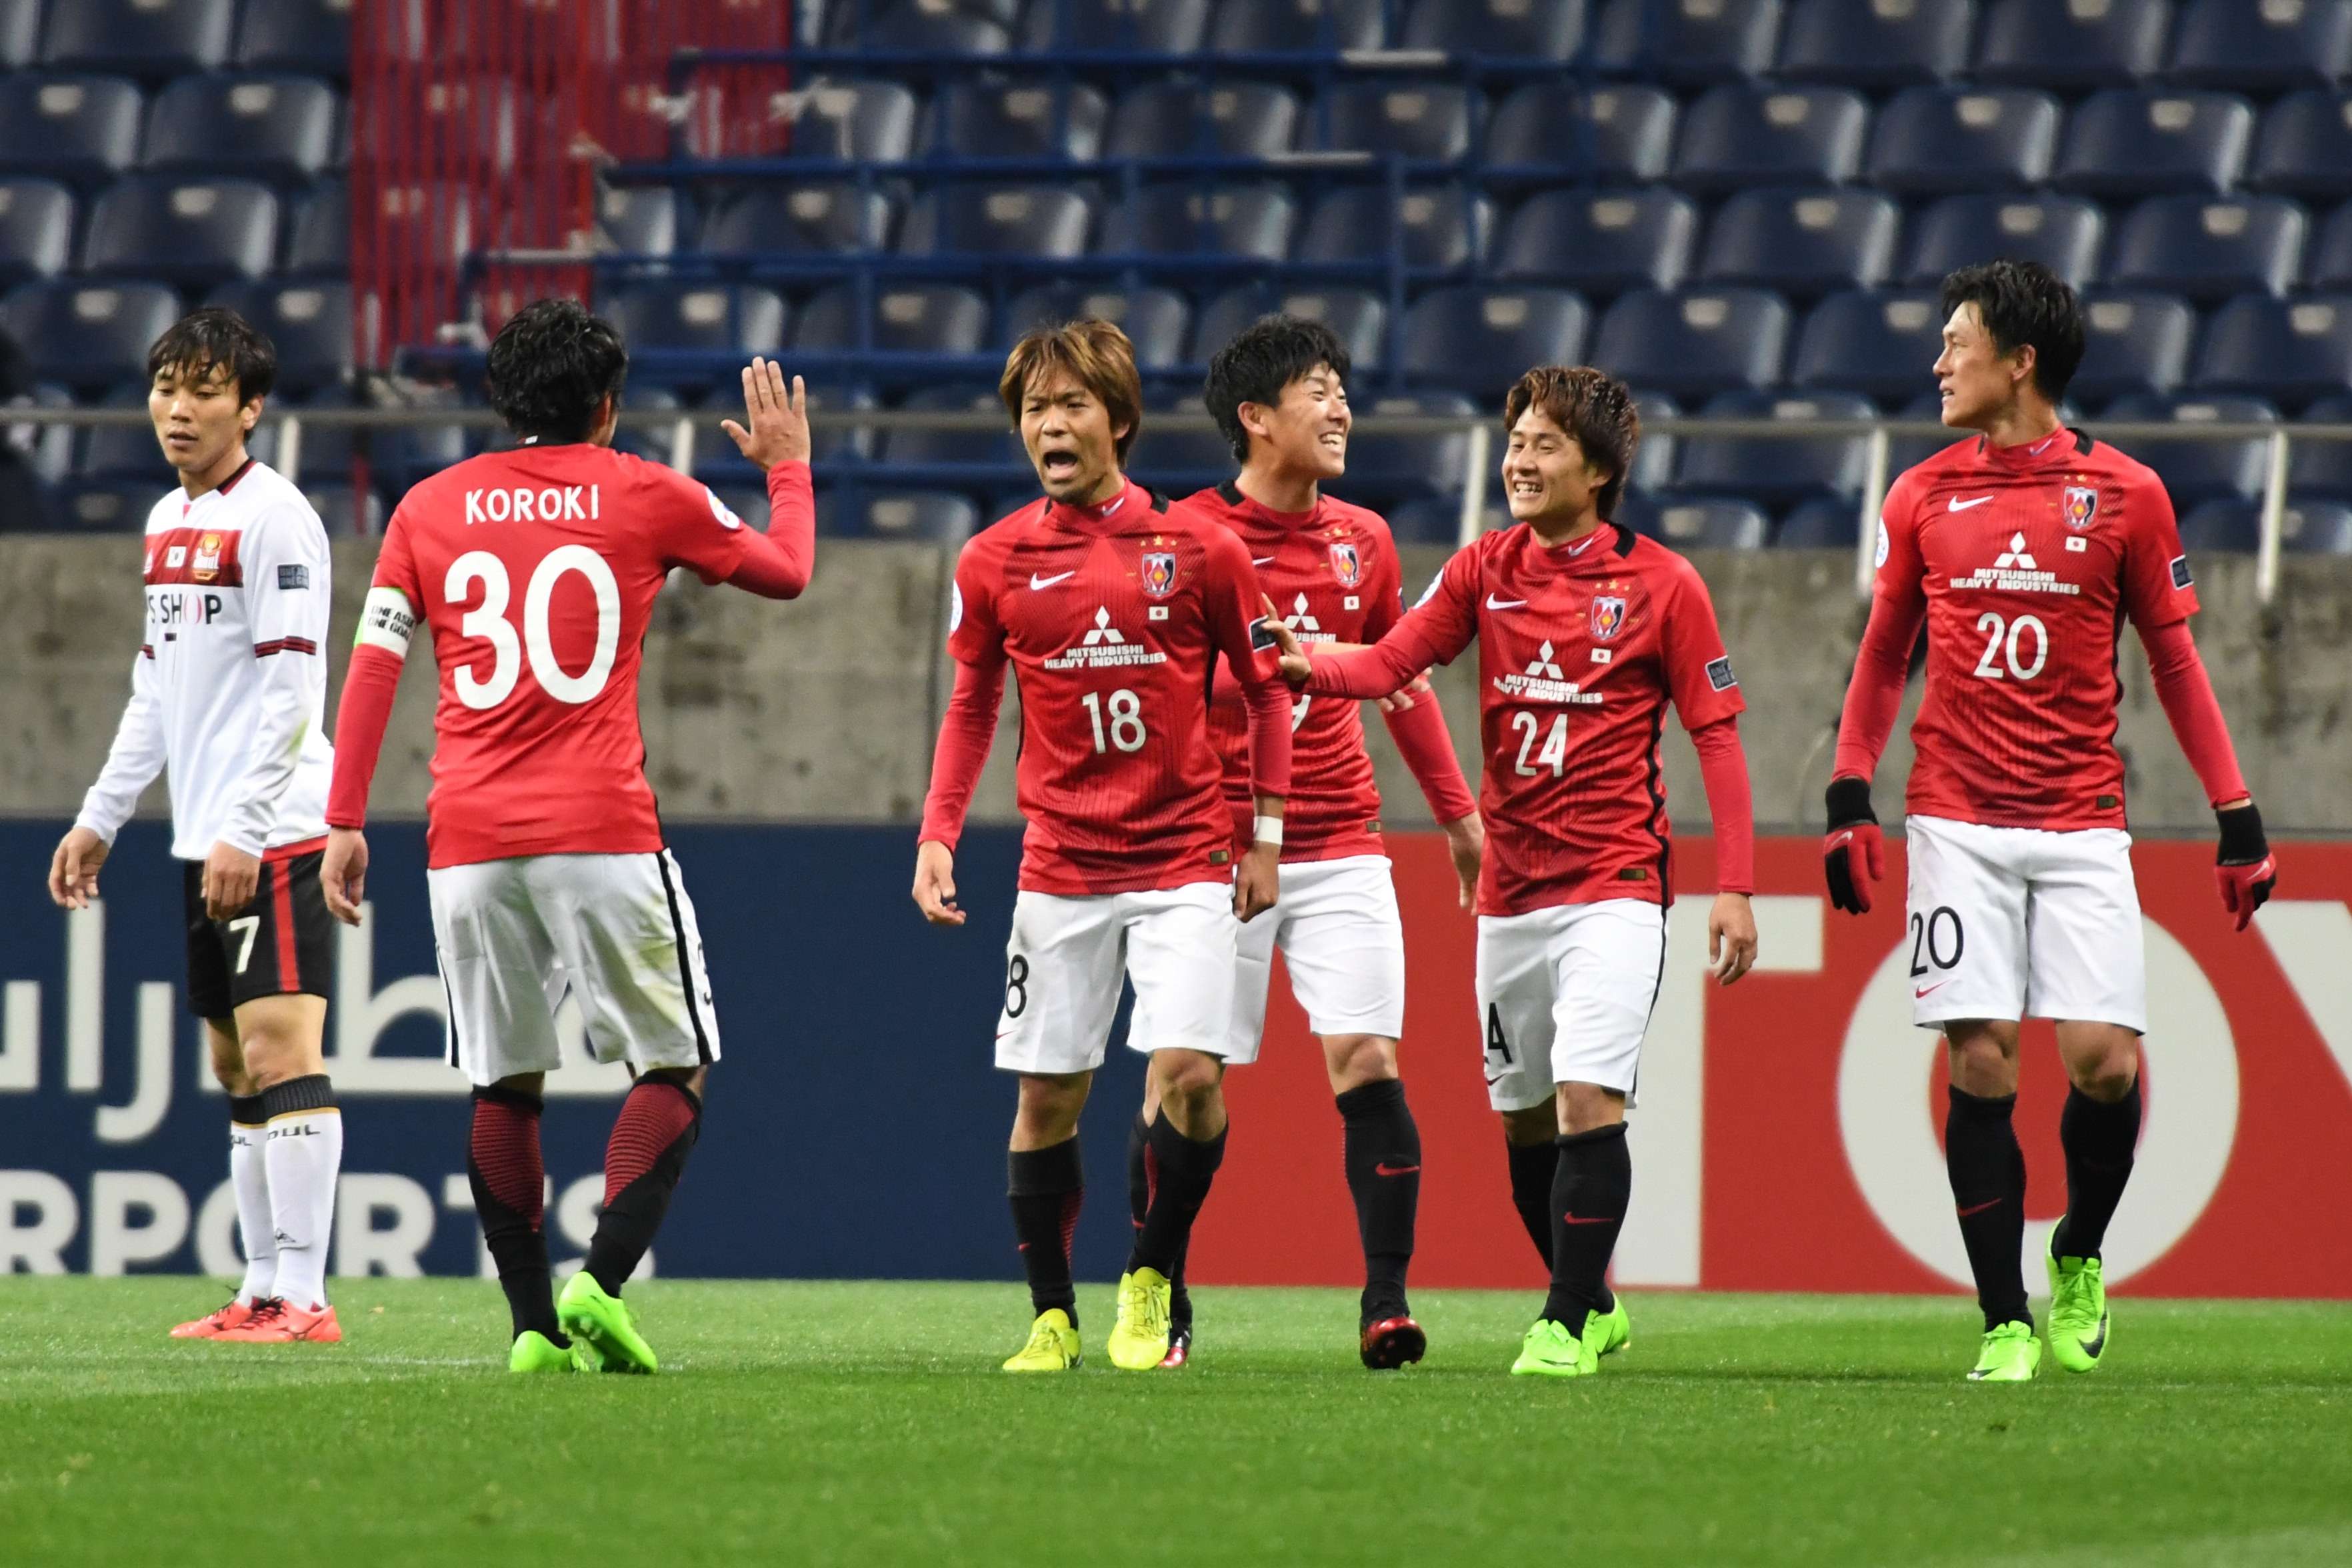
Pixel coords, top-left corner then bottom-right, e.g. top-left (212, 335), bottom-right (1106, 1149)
top-left (4, 1280), bottom-right (2349, 1567)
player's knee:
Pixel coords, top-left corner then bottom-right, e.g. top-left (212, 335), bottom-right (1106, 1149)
top-left (2059, 1029), bottom-right (2139, 1101)
top-left (1556, 1081), bottom-right (1625, 1134)
top-left (639, 1065), bottom-right (706, 1101)
top-left (205, 1022), bottom-right (251, 1095)
top-left (1322, 1033), bottom-right (1399, 1092)
top-left (1153, 1051), bottom-right (1224, 1117)
top-left (1014, 1073), bottom-right (1088, 1141)
top-left (1500, 1104), bottom-right (1558, 1145)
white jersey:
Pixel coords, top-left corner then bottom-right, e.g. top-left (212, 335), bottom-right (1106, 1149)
top-left (76, 458), bottom-right (335, 860)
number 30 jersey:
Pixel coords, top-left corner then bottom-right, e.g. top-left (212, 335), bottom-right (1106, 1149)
top-left (1868, 430), bottom-right (2197, 831)
top-left (365, 443), bottom-right (762, 868)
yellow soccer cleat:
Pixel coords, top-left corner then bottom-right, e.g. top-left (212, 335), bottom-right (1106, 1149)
top-left (1107, 1268), bottom-right (1173, 1371)
top-left (1003, 1308), bottom-right (1083, 1372)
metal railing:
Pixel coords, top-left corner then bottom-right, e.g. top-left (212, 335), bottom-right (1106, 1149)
top-left (11, 405), bottom-right (2348, 603)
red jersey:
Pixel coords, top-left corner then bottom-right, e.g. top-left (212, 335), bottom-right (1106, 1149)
top-left (368, 444), bottom-right (762, 869)
top-left (1190, 483), bottom-right (1474, 859)
top-left (1859, 429), bottom-right (2197, 830)
top-left (925, 481), bottom-right (1289, 896)
top-left (1305, 521), bottom-right (1743, 915)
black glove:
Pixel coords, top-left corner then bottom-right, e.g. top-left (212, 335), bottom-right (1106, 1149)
top-left (1823, 776), bottom-right (1882, 916)
top-left (2214, 803), bottom-right (2277, 934)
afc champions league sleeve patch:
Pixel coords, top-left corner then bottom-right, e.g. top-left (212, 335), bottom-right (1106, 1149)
top-left (947, 582), bottom-right (963, 636)
top-left (1874, 520), bottom-right (1890, 569)
top-left (277, 563), bottom-right (310, 589)
top-left (705, 486), bottom-right (743, 531)
top-left (1413, 571), bottom-right (1442, 608)
top-left (1706, 655), bottom-right (1738, 691)
top-left (2171, 555), bottom-right (2193, 589)
top-left (355, 585), bottom-right (417, 655)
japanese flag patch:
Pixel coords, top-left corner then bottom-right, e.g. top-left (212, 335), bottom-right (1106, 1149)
top-left (2170, 555), bottom-right (2193, 589)
top-left (1706, 655), bottom-right (1738, 691)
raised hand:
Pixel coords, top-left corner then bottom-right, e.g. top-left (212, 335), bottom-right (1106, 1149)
top-left (721, 357), bottom-right (811, 473)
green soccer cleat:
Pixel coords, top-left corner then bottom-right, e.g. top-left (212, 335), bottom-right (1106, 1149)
top-left (557, 1271), bottom-right (658, 1375)
top-left (1968, 1320), bottom-right (2043, 1382)
top-left (1107, 1268), bottom-right (1173, 1371)
top-left (508, 1330), bottom-right (575, 1374)
top-left (1511, 1298), bottom-right (1632, 1378)
top-left (1585, 1297), bottom-right (1632, 1361)
top-left (1003, 1308), bottom-right (1083, 1372)
top-left (2046, 1228), bottom-right (2111, 1375)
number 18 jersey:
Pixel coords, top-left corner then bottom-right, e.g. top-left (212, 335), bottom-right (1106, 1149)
top-left (368, 443), bottom-right (761, 868)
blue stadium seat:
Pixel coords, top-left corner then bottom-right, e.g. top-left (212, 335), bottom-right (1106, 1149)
top-left (1671, 85), bottom-right (1869, 195)
top-left (1345, 391), bottom-right (1476, 505)
top-left (1, 281), bottom-right (181, 391)
top-left (2104, 393), bottom-right (2277, 505)
top-left (1787, 289), bottom-right (1941, 402)
top-left (1673, 389), bottom-right (1875, 509)
top-left (930, 83), bottom-right (1107, 161)
top-left (300, 485), bottom-right (384, 538)
top-left (0, 179), bottom-right (71, 289)
top-left (703, 185), bottom-right (892, 257)
top-left (1312, 83), bottom-right (1473, 161)
top-left (1494, 189), bottom-right (1699, 296)
top-left (882, 384), bottom-right (1023, 469)
top-left (0, 0), bottom-right (36, 69)
top-left (2110, 195), bottom-right (2306, 301)
top-left (1593, 288), bottom-right (1791, 399)
top-left (1975, 0), bottom-right (2170, 91)
top-left (204, 280), bottom-right (350, 393)
top-left (77, 385), bottom-right (172, 480)
top-left (2196, 295), bottom-right (2352, 405)
top-left (1903, 195), bottom-right (2105, 291)
top-left (1401, 287), bottom-right (1589, 397)
top-left (1777, 494), bottom-right (1863, 547)
top-left (2272, 497), bottom-right (2352, 553)
top-left (1127, 389), bottom-right (1233, 493)
top-left (1776, 0), bottom-right (1974, 88)
top-left (828, 0), bottom-right (1014, 52)
top-left (1019, 0), bottom-right (1213, 51)
top-left (794, 283), bottom-right (990, 359)
top-left (604, 285), bottom-right (787, 389)
top-left (2054, 91), bottom-right (2255, 199)
top-left (0, 75), bottom-right (143, 187)
top-left (1624, 390), bottom-right (1681, 501)
top-left (1485, 85), bottom-right (1677, 183)
top-left (1403, 0), bottom-right (1585, 57)
top-left (1884, 390), bottom-right (1971, 474)
top-left (143, 75), bottom-right (337, 185)
top-left (836, 490), bottom-right (984, 542)
top-left (44, 0), bottom-right (233, 80)
top-left (283, 177), bottom-right (349, 275)
top-left (2073, 291), bottom-right (2197, 405)
top-left (1865, 87), bottom-right (2061, 196)
top-left (2288, 394), bottom-right (2352, 497)
top-left (1295, 187), bottom-right (1488, 271)
top-left (1100, 183), bottom-right (1295, 262)
top-left (1209, 0), bottom-right (1386, 52)
top-left (1005, 285), bottom-right (1190, 371)
top-left (1592, 0), bottom-right (1782, 86)
top-left (83, 177), bottom-right (278, 287)
top-left (2167, 0), bottom-right (2352, 92)
top-left (2249, 91), bottom-right (2352, 203)
top-left (2180, 497), bottom-right (2352, 554)
top-left (1383, 497), bottom-right (1482, 544)
top-left (1106, 83), bottom-right (1300, 159)
top-left (2305, 198), bottom-right (2352, 291)
top-left (785, 379), bottom-right (879, 465)
top-left (349, 74), bottom-right (514, 177)
top-left (595, 185), bottom-right (679, 257)
top-left (781, 80), bottom-right (919, 162)
top-left (1190, 286), bottom-right (1386, 372)
top-left (1698, 188), bottom-right (1899, 299)
top-left (235, 0), bottom-right (351, 77)
top-left (2175, 497), bottom-right (2261, 553)
top-left (53, 479), bottom-right (160, 533)
top-left (899, 186), bottom-right (1093, 259)
top-left (1651, 497), bottom-right (1769, 549)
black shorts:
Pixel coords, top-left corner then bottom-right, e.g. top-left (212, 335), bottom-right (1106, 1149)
top-left (184, 847), bottom-right (335, 1021)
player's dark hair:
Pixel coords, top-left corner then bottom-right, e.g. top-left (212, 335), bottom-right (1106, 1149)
top-left (1502, 365), bottom-right (1641, 520)
top-left (485, 297), bottom-right (629, 443)
top-left (1939, 259), bottom-right (2085, 405)
top-left (1202, 314), bottom-right (1351, 465)
top-left (999, 317), bottom-right (1144, 462)
top-left (147, 308), bottom-right (276, 404)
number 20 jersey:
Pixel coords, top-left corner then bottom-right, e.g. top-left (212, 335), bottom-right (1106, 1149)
top-left (368, 444), bottom-right (761, 868)
top-left (1874, 430), bottom-right (2197, 831)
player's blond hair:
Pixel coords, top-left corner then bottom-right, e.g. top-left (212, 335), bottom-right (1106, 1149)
top-left (1503, 365), bottom-right (1642, 520)
top-left (999, 317), bottom-right (1144, 463)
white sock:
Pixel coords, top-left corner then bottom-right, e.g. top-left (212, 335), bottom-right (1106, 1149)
top-left (260, 1076), bottom-right (343, 1310)
top-left (229, 1095), bottom-right (276, 1303)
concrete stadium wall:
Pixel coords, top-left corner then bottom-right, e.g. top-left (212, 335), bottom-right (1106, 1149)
top-left (5, 535), bottom-right (2347, 835)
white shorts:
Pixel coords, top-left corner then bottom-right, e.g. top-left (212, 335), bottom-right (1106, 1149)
top-left (1224, 854), bottom-right (1407, 1066)
top-left (1904, 815), bottom-right (2147, 1033)
top-left (994, 881), bottom-right (1239, 1075)
top-left (1475, 899), bottom-right (1666, 1112)
top-left (429, 849), bottom-right (721, 1086)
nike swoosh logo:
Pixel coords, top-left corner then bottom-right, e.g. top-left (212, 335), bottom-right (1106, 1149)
top-left (1484, 1072), bottom-right (1507, 1086)
top-left (1485, 595), bottom-right (1527, 610)
top-left (1915, 982), bottom-right (1948, 999)
top-left (2079, 1313), bottom-right (2108, 1357)
top-left (1375, 1162), bottom-right (1420, 1177)
top-left (1029, 571), bottom-right (1076, 589)
top-left (1956, 1199), bottom-right (2002, 1217)
top-left (1947, 495), bottom-right (1993, 511)
top-left (1559, 1213), bottom-right (1617, 1226)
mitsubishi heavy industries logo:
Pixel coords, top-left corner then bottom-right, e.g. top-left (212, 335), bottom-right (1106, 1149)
top-left (1279, 593), bottom-right (1333, 644)
top-left (1495, 641), bottom-right (1603, 706)
top-left (1043, 607), bottom-right (1169, 671)
top-left (1951, 533), bottom-right (2082, 597)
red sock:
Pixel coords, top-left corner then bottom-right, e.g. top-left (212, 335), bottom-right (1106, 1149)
top-left (585, 1077), bottom-right (702, 1295)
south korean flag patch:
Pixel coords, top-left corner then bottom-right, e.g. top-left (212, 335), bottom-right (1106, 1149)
top-left (1705, 655), bottom-right (1738, 692)
top-left (2170, 554), bottom-right (2193, 590)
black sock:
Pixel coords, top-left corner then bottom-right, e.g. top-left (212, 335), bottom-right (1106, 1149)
top-left (1127, 1114), bottom-right (1226, 1277)
top-left (1505, 1137), bottom-right (1557, 1269)
top-left (1337, 1079), bottom-right (1419, 1320)
top-left (1129, 1111), bottom-right (1190, 1331)
top-left (1009, 1137), bottom-right (1083, 1327)
top-left (467, 1084), bottom-right (564, 1344)
top-left (1541, 1123), bottom-right (1629, 1325)
top-left (584, 1074), bottom-right (703, 1297)
top-left (1946, 1085), bottom-right (2030, 1331)
top-left (2055, 1081), bottom-right (2141, 1261)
